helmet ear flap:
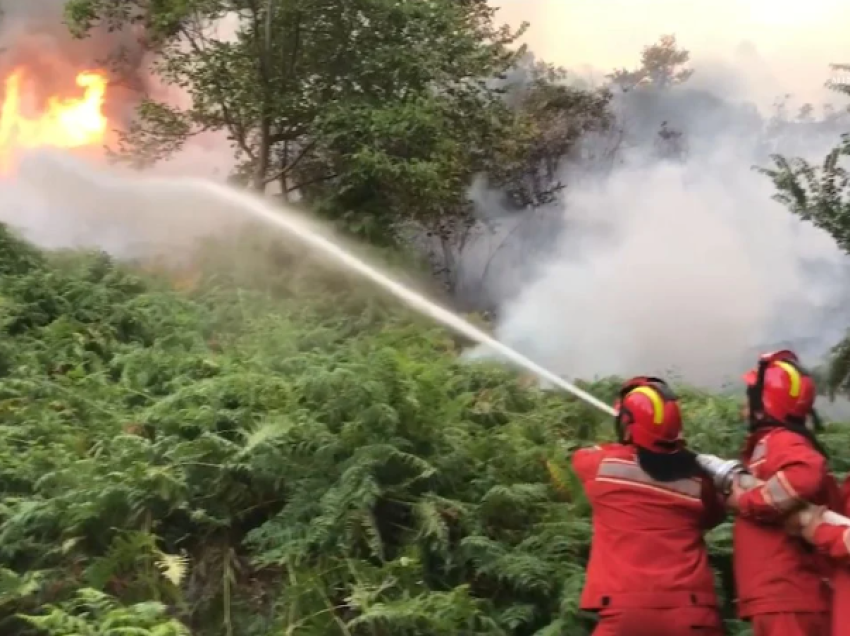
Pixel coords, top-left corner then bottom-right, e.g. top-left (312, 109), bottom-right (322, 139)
top-left (750, 355), bottom-right (774, 417)
top-left (810, 408), bottom-right (823, 432)
top-left (615, 378), bottom-right (645, 444)
top-left (746, 382), bottom-right (761, 420)
top-left (615, 404), bottom-right (634, 443)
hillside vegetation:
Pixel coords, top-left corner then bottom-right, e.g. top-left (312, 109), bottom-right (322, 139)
top-left (4, 223), bottom-right (850, 636)
top-left (0, 225), bottom-right (754, 634)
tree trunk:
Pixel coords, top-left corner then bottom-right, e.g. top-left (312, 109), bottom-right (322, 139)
top-left (252, 0), bottom-right (276, 192)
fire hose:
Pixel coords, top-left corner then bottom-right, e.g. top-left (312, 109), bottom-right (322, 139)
top-left (695, 453), bottom-right (850, 529)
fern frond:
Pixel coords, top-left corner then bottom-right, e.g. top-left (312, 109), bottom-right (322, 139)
top-left (155, 551), bottom-right (189, 587)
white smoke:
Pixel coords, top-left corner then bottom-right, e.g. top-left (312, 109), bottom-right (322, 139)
top-left (479, 144), bottom-right (847, 386)
top-left (464, 8), bottom-right (850, 388)
top-left (0, 150), bottom-right (243, 257)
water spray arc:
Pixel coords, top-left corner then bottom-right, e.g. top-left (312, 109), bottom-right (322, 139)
top-left (5, 152), bottom-right (617, 417)
top-left (202, 181), bottom-right (619, 417)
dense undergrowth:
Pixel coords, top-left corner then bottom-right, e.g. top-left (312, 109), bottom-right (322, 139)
top-left (1, 223), bottom-right (847, 636)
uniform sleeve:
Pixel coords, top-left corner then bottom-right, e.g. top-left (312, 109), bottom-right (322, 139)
top-left (808, 523), bottom-right (850, 561)
top-left (734, 433), bottom-right (828, 523)
top-left (804, 477), bottom-right (850, 562)
top-left (571, 445), bottom-right (605, 485)
top-left (700, 478), bottom-right (727, 530)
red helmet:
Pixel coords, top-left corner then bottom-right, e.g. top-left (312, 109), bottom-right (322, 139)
top-left (743, 350), bottom-right (815, 424)
top-left (615, 376), bottom-right (683, 454)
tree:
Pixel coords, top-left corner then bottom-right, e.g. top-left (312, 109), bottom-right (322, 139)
top-left (607, 34), bottom-right (693, 92)
top-left (827, 63), bottom-right (850, 97)
top-left (64, 0), bottom-right (528, 243)
top-left (759, 67), bottom-right (850, 395)
top-left (760, 134), bottom-right (850, 249)
top-left (654, 120), bottom-right (687, 161)
top-left (486, 59), bottom-right (613, 209)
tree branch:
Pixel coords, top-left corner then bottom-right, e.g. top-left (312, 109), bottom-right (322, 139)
top-left (177, 18), bottom-right (256, 162)
top-left (263, 140), bottom-right (317, 185)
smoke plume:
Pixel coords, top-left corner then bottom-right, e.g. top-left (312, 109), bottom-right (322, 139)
top-left (475, 146), bottom-right (847, 386)
top-left (2, 149), bottom-right (245, 257)
top-left (469, 2), bottom-right (850, 392)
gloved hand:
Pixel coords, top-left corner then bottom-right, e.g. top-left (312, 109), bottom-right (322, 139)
top-left (783, 505), bottom-right (827, 540)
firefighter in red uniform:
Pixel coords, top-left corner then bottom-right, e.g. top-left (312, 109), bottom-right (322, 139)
top-left (724, 350), bottom-right (837, 636)
top-left (572, 376), bottom-right (726, 636)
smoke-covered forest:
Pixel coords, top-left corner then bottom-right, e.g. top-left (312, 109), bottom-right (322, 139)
top-left (0, 1), bottom-right (849, 635)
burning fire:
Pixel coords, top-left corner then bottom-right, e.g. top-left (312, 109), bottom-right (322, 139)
top-left (0, 68), bottom-right (108, 173)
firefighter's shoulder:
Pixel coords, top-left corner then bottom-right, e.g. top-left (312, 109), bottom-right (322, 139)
top-left (764, 427), bottom-right (824, 458)
top-left (573, 442), bottom-right (621, 456)
top-left (571, 443), bottom-right (623, 478)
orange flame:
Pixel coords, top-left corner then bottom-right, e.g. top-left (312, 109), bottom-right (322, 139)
top-left (0, 68), bottom-right (108, 173)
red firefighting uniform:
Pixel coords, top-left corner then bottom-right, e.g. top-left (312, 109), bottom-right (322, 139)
top-left (573, 443), bottom-right (725, 636)
top-left (798, 477), bottom-right (850, 636)
top-left (731, 427), bottom-right (837, 636)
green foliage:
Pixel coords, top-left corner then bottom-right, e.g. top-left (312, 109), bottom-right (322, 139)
top-left (19, 588), bottom-right (189, 635)
top-left (607, 34), bottom-right (693, 91)
top-left (64, 0), bottom-right (536, 242)
top-left (0, 223), bottom-right (768, 635)
top-left (486, 59), bottom-right (613, 209)
top-left (760, 135), bottom-right (850, 253)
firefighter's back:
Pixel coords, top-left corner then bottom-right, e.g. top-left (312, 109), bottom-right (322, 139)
top-left (573, 443), bottom-right (723, 636)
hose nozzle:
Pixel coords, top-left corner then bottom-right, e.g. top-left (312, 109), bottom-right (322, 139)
top-left (696, 453), bottom-right (749, 495)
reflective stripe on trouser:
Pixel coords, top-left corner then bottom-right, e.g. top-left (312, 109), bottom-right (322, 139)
top-left (751, 612), bottom-right (829, 636)
top-left (592, 607), bottom-right (723, 636)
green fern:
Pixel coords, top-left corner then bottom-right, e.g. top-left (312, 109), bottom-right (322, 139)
top-left (0, 222), bottom-right (812, 636)
top-left (19, 588), bottom-right (189, 635)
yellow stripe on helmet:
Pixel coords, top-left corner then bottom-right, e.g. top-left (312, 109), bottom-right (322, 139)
top-left (774, 361), bottom-right (801, 398)
top-left (627, 386), bottom-right (665, 425)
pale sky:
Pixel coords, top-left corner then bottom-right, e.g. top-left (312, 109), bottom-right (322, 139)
top-left (492, 0), bottom-right (849, 108)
